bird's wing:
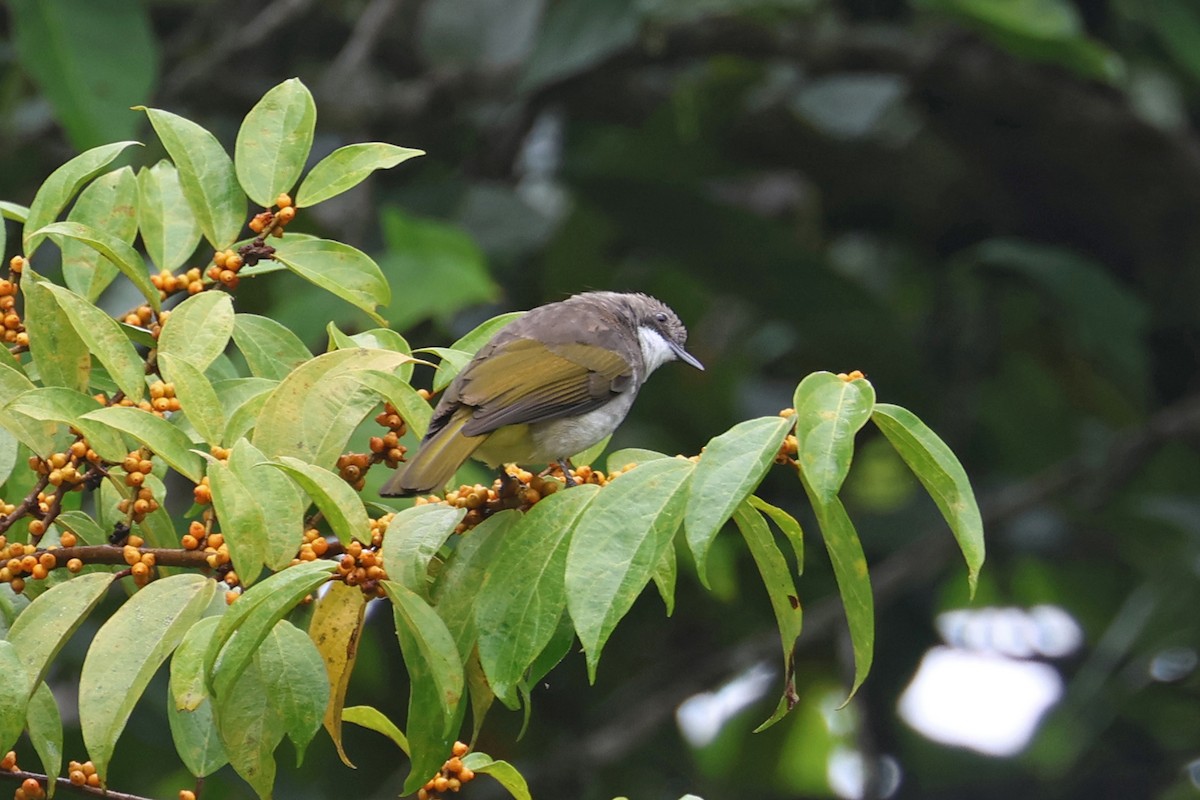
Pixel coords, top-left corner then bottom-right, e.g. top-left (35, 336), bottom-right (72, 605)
top-left (454, 337), bottom-right (633, 435)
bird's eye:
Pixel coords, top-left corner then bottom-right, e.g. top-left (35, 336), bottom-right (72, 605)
top-left (655, 312), bottom-right (668, 323)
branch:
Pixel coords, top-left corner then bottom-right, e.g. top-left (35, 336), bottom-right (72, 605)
top-left (0, 770), bottom-right (155, 800)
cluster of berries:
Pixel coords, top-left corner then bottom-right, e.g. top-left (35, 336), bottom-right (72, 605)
top-left (207, 249), bottom-right (247, 290)
top-left (418, 741), bottom-right (476, 799)
top-left (295, 527), bottom-right (333, 562)
top-left (150, 267), bottom-right (205, 299)
top-left (369, 403), bottom-right (409, 469)
top-left (118, 304), bottom-right (170, 339)
top-left (335, 403), bottom-right (410, 491)
top-left (248, 193), bottom-right (297, 238)
top-left (29, 440), bottom-right (102, 492)
top-left (118, 534), bottom-right (157, 588)
top-left (0, 276), bottom-right (25, 347)
top-left (114, 451), bottom-right (161, 524)
top-left (66, 758), bottom-right (101, 789)
top-left (181, 521), bottom-right (238, 603)
top-left (333, 538), bottom-right (388, 598)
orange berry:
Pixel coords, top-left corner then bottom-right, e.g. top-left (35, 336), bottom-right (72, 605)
top-left (67, 558), bottom-right (83, 573)
top-left (276, 192), bottom-right (293, 209)
top-left (452, 741), bottom-right (469, 757)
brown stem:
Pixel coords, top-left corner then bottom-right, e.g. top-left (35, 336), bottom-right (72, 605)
top-left (0, 473), bottom-right (50, 536)
top-left (0, 769), bottom-right (156, 800)
top-left (48, 545), bottom-right (212, 569)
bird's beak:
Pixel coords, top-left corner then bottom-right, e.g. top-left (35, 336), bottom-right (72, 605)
top-left (670, 341), bottom-right (704, 371)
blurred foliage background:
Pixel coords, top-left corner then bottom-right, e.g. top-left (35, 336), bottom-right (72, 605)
top-left (3, 0), bottom-right (1200, 798)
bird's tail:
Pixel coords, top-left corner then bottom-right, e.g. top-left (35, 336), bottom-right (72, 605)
top-left (379, 409), bottom-right (485, 497)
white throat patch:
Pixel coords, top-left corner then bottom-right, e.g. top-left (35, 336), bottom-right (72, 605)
top-left (638, 326), bottom-right (677, 374)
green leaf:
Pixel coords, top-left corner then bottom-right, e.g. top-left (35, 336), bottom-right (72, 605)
top-left (22, 275), bottom-right (90, 394)
top-left (6, 573), bottom-right (114, 700)
top-left (328, 325), bottom-right (416, 383)
top-left (685, 415), bottom-right (792, 587)
top-left (223, 381), bottom-right (277, 444)
top-left (61, 167), bottom-right (138, 301)
top-left (158, 353), bottom-right (225, 445)
top-left (256, 619), bottom-right (329, 766)
top-left (82, 407), bottom-right (203, 482)
top-left (606, 448), bottom-right (670, 470)
top-left (296, 143), bottom-right (424, 207)
top-left (747, 495), bottom-right (804, 575)
top-left (215, 653), bottom-right (281, 800)
top-left (385, 581), bottom-right (465, 794)
top-left (203, 559), bottom-right (336, 703)
top-left (43, 283), bottom-right (145, 401)
top-left (353, 370), bottom-right (432, 440)
top-left (431, 511), bottom-right (519, 663)
top-left (309, 581), bottom-right (367, 768)
top-left (79, 574), bottom-right (216, 779)
top-left (265, 457), bottom-right (370, 548)
top-left (793, 372), bottom-right (875, 504)
top-left (566, 457), bottom-right (695, 681)
top-left (22, 141), bottom-right (141, 254)
top-left (8, 0), bottom-right (155, 150)
top-left (232, 313), bottom-right (313, 381)
top-left (341, 705), bottom-right (409, 754)
top-left (732, 501), bottom-right (801, 730)
top-left (801, 475), bottom-right (873, 703)
top-left (382, 504), bottom-right (467, 600)
top-left (460, 752), bottom-right (532, 800)
top-left (872, 403), bottom-right (985, 596)
top-left (0, 202), bottom-right (29, 222)
top-left (251, 348), bottom-right (414, 465)
top-left (476, 485), bottom-right (599, 698)
top-left (425, 348), bottom-right (475, 394)
top-left (272, 238), bottom-right (391, 326)
top-left (138, 160), bottom-right (203, 272)
top-left (519, 0), bottom-right (639, 91)
top-left (140, 106), bottom-right (246, 250)
top-left (169, 617), bottom-right (230, 778)
top-left (0, 426), bottom-right (18, 488)
top-left (651, 537), bottom-right (677, 616)
top-left (159, 292), bottom-right (235, 372)
top-left (205, 457), bottom-right (268, 586)
top-left (28, 221), bottom-right (161, 311)
top-left (377, 208), bottom-right (501, 331)
top-left (0, 642), bottom-right (27, 753)
top-left (225, 440), bottom-right (306, 572)
top-left (235, 78), bottom-right (317, 207)
top-left (7, 387), bottom-right (127, 462)
top-left (26, 682), bottom-right (63, 797)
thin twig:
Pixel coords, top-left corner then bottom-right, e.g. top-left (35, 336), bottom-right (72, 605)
top-left (0, 769), bottom-right (156, 800)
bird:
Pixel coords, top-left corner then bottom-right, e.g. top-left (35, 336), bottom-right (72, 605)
top-left (379, 291), bottom-right (703, 496)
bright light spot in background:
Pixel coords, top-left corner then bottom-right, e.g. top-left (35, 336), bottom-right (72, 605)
top-left (827, 748), bottom-right (902, 800)
top-left (1149, 646), bottom-right (1197, 682)
top-left (899, 647), bottom-right (1062, 756)
top-left (676, 662), bottom-right (775, 748)
top-left (899, 605), bottom-right (1084, 757)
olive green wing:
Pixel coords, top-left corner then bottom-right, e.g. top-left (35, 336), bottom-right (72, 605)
top-left (456, 338), bottom-right (632, 435)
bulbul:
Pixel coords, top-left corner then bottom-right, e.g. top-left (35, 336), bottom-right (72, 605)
top-left (380, 291), bottom-right (703, 497)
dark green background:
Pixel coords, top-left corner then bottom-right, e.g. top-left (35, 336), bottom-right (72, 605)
top-left (2, 0), bottom-right (1198, 798)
